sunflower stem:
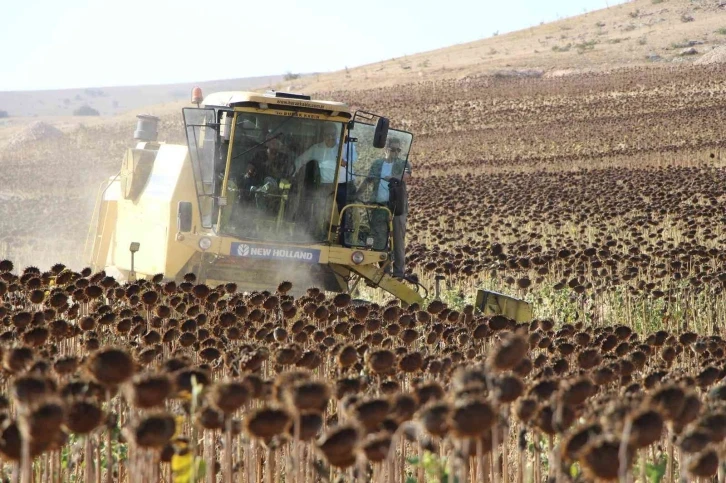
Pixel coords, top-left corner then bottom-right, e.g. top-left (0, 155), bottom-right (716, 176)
top-left (84, 435), bottom-right (94, 483)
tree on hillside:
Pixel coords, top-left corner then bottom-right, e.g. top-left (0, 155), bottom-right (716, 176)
top-left (0, 110), bottom-right (8, 118)
top-left (73, 105), bottom-right (100, 116)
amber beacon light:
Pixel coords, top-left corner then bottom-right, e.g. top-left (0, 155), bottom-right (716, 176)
top-left (191, 87), bottom-right (203, 107)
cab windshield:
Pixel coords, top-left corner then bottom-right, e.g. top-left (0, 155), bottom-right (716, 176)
top-left (219, 112), bottom-right (344, 244)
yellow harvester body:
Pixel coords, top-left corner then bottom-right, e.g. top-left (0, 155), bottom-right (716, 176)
top-left (86, 91), bottom-right (427, 306)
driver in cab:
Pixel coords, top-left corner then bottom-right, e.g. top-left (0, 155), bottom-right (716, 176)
top-left (294, 124), bottom-right (341, 181)
top-left (293, 124), bottom-right (350, 213)
top-left (255, 136), bottom-right (292, 181)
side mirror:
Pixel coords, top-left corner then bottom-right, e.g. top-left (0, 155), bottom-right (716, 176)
top-left (373, 117), bottom-right (389, 148)
top-left (177, 201), bottom-right (193, 232)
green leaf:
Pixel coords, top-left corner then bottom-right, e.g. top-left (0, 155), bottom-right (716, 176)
top-left (405, 477), bottom-right (417, 483)
top-left (406, 456), bottom-right (420, 466)
top-left (645, 456), bottom-right (667, 483)
top-left (569, 463), bottom-right (580, 478)
top-left (196, 458), bottom-right (207, 478)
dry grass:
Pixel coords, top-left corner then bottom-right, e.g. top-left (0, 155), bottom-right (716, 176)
top-left (291, 0), bottom-right (726, 92)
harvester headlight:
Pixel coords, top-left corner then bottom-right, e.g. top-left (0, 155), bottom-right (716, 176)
top-left (351, 251), bottom-right (365, 264)
top-left (198, 237), bottom-right (212, 251)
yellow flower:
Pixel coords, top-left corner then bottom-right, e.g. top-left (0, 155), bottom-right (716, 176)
top-left (171, 450), bottom-right (193, 483)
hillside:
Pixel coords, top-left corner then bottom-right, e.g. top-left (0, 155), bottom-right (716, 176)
top-left (290, 0), bottom-right (726, 91)
top-left (0, 75), bottom-right (283, 119)
top-left (3, 0), bottom-right (726, 123)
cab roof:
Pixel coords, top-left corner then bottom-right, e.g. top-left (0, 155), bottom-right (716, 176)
top-left (202, 91), bottom-right (351, 115)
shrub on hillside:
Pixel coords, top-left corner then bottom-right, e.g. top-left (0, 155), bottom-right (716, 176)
top-left (0, 110), bottom-right (8, 119)
top-left (73, 105), bottom-right (100, 116)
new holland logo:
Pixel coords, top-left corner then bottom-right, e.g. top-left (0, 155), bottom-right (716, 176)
top-left (230, 243), bottom-right (321, 264)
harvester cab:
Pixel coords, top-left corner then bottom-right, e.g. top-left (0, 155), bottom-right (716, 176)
top-left (86, 89), bottom-right (427, 306)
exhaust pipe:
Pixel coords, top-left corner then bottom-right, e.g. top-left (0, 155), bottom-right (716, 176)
top-left (134, 114), bottom-right (160, 142)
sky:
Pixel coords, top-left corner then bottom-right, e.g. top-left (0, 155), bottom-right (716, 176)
top-left (2, 0), bottom-right (628, 92)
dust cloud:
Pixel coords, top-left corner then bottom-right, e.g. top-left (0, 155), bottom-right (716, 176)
top-left (0, 117), bottom-right (340, 295)
top-left (0, 122), bottom-right (123, 271)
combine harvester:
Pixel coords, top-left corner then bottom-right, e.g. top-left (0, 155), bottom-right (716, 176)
top-left (85, 88), bottom-right (531, 320)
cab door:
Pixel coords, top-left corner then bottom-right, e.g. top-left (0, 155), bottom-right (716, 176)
top-left (342, 112), bottom-right (413, 250)
top-left (182, 107), bottom-right (220, 228)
